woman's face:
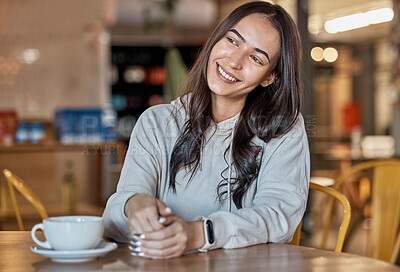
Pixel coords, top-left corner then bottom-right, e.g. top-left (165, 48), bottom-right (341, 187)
top-left (207, 13), bottom-right (281, 106)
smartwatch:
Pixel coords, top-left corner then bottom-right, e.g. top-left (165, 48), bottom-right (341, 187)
top-left (197, 217), bottom-right (215, 252)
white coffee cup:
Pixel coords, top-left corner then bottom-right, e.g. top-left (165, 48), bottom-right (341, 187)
top-left (31, 216), bottom-right (104, 251)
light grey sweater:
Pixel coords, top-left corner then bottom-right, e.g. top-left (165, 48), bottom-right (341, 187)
top-left (103, 97), bottom-right (310, 250)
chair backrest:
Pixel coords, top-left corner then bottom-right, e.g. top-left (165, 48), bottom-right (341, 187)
top-left (2, 169), bottom-right (49, 231)
top-left (390, 230), bottom-right (400, 264)
top-left (321, 159), bottom-right (400, 263)
top-left (287, 181), bottom-right (351, 253)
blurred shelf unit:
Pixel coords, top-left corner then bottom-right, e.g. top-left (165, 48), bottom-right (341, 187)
top-left (110, 45), bottom-right (200, 140)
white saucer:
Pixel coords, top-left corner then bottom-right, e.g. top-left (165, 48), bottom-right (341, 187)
top-left (31, 241), bottom-right (118, 263)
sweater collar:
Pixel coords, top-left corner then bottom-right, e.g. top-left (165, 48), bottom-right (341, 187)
top-left (213, 113), bottom-right (240, 133)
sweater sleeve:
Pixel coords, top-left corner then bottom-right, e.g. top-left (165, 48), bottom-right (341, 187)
top-left (207, 118), bottom-right (310, 249)
top-left (102, 110), bottom-right (162, 242)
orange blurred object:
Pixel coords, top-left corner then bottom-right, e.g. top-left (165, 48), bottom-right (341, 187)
top-left (0, 110), bottom-right (17, 146)
top-left (145, 66), bottom-right (166, 86)
top-left (343, 102), bottom-right (360, 135)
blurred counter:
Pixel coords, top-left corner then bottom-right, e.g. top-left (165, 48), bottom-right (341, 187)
top-left (0, 142), bottom-right (125, 224)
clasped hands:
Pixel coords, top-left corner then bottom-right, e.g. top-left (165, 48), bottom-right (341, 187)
top-left (124, 194), bottom-right (204, 259)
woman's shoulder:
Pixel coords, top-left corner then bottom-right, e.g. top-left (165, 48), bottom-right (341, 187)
top-left (139, 96), bottom-right (180, 117)
top-left (283, 113), bottom-right (307, 138)
top-left (136, 98), bottom-right (187, 132)
top-left (140, 103), bottom-right (174, 120)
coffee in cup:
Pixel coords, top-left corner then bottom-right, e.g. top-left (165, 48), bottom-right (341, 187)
top-left (31, 216), bottom-right (103, 251)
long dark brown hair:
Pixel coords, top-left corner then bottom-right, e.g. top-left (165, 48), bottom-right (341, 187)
top-left (169, 1), bottom-right (302, 209)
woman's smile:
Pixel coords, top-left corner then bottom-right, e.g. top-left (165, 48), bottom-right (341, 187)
top-left (217, 63), bottom-right (239, 83)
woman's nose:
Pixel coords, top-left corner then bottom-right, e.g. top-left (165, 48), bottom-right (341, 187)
top-left (227, 52), bottom-right (244, 70)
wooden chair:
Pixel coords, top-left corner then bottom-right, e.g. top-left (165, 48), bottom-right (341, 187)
top-left (321, 159), bottom-right (400, 263)
top-left (2, 169), bottom-right (49, 231)
top-left (391, 230), bottom-right (400, 264)
top-left (287, 181), bottom-right (351, 253)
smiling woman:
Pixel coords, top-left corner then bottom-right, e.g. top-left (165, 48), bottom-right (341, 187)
top-left (103, 1), bottom-right (310, 259)
top-left (206, 13), bottom-right (280, 122)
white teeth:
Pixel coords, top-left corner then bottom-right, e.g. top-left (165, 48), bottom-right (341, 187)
top-left (218, 65), bottom-right (238, 82)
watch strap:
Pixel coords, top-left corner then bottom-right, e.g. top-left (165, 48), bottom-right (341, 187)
top-left (196, 216), bottom-right (215, 252)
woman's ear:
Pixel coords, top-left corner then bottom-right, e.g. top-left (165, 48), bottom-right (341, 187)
top-left (260, 72), bottom-right (276, 87)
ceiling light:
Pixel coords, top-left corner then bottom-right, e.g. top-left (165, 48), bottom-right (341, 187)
top-left (366, 8), bottom-right (394, 24)
top-left (323, 47), bottom-right (338, 62)
top-left (324, 7), bottom-right (394, 34)
top-left (311, 47), bottom-right (324, 62)
top-left (21, 49), bottom-right (40, 64)
top-left (308, 22), bottom-right (319, 35)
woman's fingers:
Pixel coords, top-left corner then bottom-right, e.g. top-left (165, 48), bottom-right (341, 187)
top-left (142, 243), bottom-right (184, 259)
top-left (129, 217), bottom-right (182, 250)
top-left (129, 229), bottom-right (179, 259)
top-left (156, 200), bottom-right (173, 217)
top-left (125, 194), bottom-right (166, 234)
top-left (129, 218), bottom-right (201, 259)
top-left (131, 232), bottom-right (186, 259)
top-left (158, 214), bottom-right (179, 226)
top-left (130, 233), bottom-right (176, 250)
top-left (143, 221), bottom-right (180, 241)
top-left (130, 242), bottom-right (182, 259)
top-left (130, 209), bottom-right (164, 233)
top-left (124, 194), bottom-right (188, 258)
top-left (147, 215), bottom-right (164, 232)
top-left (129, 211), bottom-right (174, 235)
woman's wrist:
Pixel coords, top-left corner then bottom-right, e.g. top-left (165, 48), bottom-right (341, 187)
top-left (124, 193), bottom-right (143, 217)
top-left (188, 221), bottom-right (206, 251)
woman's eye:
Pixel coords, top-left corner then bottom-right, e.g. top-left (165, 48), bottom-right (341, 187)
top-left (227, 37), bottom-right (237, 45)
top-left (251, 55), bottom-right (262, 64)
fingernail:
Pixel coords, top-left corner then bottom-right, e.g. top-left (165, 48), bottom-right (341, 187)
top-left (128, 245), bottom-right (142, 251)
top-left (130, 251), bottom-right (145, 257)
top-left (130, 240), bottom-right (142, 246)
top-left (133, 234), bottom-right (145, 239)
top-left (158, 217), bottom-right (166, 223)
top-left (165, 207), bottom-right (172, 213)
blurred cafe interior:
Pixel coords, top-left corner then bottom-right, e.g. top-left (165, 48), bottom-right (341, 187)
top-left (0, 0), bottom-right (400, 266)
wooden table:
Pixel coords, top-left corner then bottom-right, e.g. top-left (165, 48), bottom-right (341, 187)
top-left (1, 232), bottom-right (399, 271)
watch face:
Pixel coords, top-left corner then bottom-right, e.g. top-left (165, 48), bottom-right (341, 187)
top-left (206, 220), bottom-right (215, 244)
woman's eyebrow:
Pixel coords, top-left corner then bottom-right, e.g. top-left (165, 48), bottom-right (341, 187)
top-left (228, 28), bottom-right (270, 61)
top-left (229, 28), bottom-right (246, 42)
